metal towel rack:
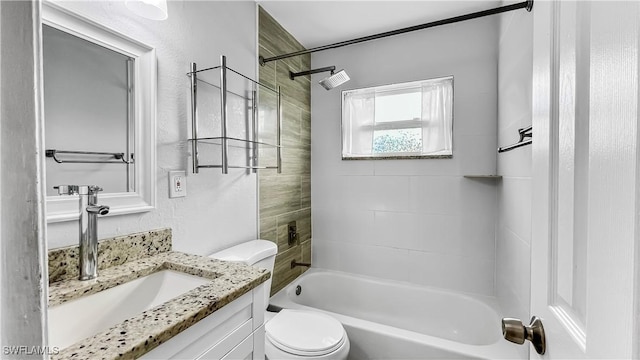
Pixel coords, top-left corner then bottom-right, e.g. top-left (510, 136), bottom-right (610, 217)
top-left (46, 149), bottom-right (134, 164)
top-left (187, 55), bottom-right (282, 174)
top-left (498, 126), bottom-right (532, 153)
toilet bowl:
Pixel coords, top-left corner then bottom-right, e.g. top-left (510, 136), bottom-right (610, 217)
top-left (210, 240), bottom-right (350, 360)
top-left (265, 310), bottom-right (349, 359)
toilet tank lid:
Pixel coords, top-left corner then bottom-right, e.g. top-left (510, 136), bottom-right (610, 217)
top-left (209, 240), bottom-right (277, 265)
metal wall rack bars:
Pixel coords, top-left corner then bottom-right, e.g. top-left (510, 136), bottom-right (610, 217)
top-left (188, 55), bottom-right (281, 174)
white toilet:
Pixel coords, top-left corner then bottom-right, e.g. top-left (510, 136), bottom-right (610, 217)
top-left (210, 240), bottom-right (350, 360)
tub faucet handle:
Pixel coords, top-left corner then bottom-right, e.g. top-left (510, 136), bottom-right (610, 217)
top-left (502, 316), bottom-right (546, 355)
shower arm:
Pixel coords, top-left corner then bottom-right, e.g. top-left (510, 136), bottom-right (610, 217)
top-left (260, 0), bottom-right (533, 65)
top-left (290, 66), bottom-right (335, 80)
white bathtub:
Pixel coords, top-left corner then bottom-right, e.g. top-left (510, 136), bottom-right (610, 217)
top-left (269, 269), bottom-right (522, 360)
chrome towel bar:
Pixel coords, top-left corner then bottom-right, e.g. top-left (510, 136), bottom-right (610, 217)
top-left (46, 149), bottom-right (134, 164)
top-left (498, 126), bottom-right (532, 153)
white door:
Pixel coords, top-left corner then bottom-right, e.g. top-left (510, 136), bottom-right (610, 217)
top-left (528, 1), bottom-right (639, 358)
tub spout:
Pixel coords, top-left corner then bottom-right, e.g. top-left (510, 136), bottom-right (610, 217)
top-left (291, 260), bottom-right (311, 269)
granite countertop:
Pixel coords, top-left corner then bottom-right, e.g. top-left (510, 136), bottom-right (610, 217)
top-left (49, 251), bottom-right (270, 360)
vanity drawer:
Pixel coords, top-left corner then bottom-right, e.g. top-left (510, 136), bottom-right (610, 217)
top-left (140, 291), bottom-right (252, 359)
top-left (197, 320), bottom-right (252, 359)
top-left (221, 332), bottom-right (254, 360)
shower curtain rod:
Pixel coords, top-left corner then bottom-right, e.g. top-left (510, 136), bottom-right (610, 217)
top-left (259, 0), bottom-right (533, 65)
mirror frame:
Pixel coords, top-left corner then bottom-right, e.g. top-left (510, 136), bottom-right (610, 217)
top-left (42, 1), bottom-right (157, 223)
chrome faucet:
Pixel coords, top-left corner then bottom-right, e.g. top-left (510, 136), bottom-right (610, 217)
top-left (54, 185), bottom-right (110, 280)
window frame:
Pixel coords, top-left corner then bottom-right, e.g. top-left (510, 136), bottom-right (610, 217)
top-left (341, 76), bottom-right (454, 160)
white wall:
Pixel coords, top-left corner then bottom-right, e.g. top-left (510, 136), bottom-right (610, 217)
top-left (46, 1), bottom-right (260, 256)
top-left (496, 2), bottom-right (532, 355)
top-left (311, 14), bottom-right (499, 296)
top-left (1, 0), bottom-right (48, 356)
top-left (1, 3), bottom-right (3, 347)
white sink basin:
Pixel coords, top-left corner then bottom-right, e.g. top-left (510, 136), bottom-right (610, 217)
top-left (49, 270), bottom-right (210, 350)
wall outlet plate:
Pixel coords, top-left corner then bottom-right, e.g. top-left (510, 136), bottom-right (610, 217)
top-left (169, 170), bottom-right (186, 198)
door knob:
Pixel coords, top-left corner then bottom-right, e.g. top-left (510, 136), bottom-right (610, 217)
top-left (502, 316), bottom-right (546, 355)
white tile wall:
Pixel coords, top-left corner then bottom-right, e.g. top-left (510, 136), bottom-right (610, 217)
top-left (343, 176), bottom-right (411, 212)
top-left (457, 134), bottom-right (499, 175)
top-left (455, 93), bottom-right (499, 137)
top-left (311, 13), bottom-right (500, 296)
top-left (342, 243), bottom-right (410, 282)
top-left (496, 225), bottom-right (531, 309)
top-left (312, 240), bottom-right (341, 270)
top-left (499, 178), bottom-right (532, 243)
top-left (407, 250), bottom-right (495, 295)
top-left (313, 207), bottom-right (375, 245)
top-left (496, 4), bottom-right (533, 356)
top-left (372, 211), bottom-right (420, 249)
top-left (372, 158), bottom-right (457, 177)
top-left (408, 176), bottom-right (462, 215)
top-left (412, 213), bottom-right (459, 253)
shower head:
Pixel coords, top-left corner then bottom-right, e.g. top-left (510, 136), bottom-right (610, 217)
top-left (289, 66), bottom-right (350, 91)
top-left (319, 69), bottom-right (350, 90)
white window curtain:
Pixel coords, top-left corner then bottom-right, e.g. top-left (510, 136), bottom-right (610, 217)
top-left (421, 78), bottom-right (453, 155)
top-left (342, 76), bottom-right (453, 159)
top-left (342, 90), bottom-right (375, 156)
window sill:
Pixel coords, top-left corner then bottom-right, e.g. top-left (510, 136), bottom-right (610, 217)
top-left (342, 154), bottom-right (453, 160)
top-left (463, 175), bottom-right (503, 179)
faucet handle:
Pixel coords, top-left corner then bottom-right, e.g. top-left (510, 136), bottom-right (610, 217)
top-left (54, 185), bottom-right (79, 195)
top-left (87, 185), bottom-right (103, 194)
top-left (54, 185), bottom-right (104, 195)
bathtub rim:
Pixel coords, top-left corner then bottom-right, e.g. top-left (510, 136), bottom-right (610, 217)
top-left (269, 267), bottom-right (524, 360)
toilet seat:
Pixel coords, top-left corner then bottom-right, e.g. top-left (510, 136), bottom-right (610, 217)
top-left (266, 309), bottom-right (347, 357)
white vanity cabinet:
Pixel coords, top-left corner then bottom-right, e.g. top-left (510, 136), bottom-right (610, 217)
top-left (140, 283), bottom-right (266, 360)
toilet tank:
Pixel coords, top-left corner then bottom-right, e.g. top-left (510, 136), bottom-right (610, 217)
top-left (209, 240), bottom-right (277, 309)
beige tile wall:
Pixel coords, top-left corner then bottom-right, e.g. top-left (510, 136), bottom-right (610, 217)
top-left (258, 7), bottom-right (312, 295)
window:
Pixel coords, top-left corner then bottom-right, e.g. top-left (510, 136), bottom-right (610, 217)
top-left (341, 76), bottom-right (453, 159)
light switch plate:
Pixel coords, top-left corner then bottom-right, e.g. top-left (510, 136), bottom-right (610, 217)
top-left (169, 170), bottom-right (186, 198)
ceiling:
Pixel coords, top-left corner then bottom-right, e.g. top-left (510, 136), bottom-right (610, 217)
top-left (256, 1), bottom-right (501, 49)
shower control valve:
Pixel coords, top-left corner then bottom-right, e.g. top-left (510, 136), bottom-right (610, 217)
top-left (288, 221), bottom-right (298, 246)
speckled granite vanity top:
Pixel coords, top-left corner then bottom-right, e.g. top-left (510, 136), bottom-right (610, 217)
top-left (48, 229), bottom-right (270, 360)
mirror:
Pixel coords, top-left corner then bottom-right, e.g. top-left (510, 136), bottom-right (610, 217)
top-left (43, 25), bottom-right (134, 195)
top-left (42, 2), bottom-right (156, 222)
